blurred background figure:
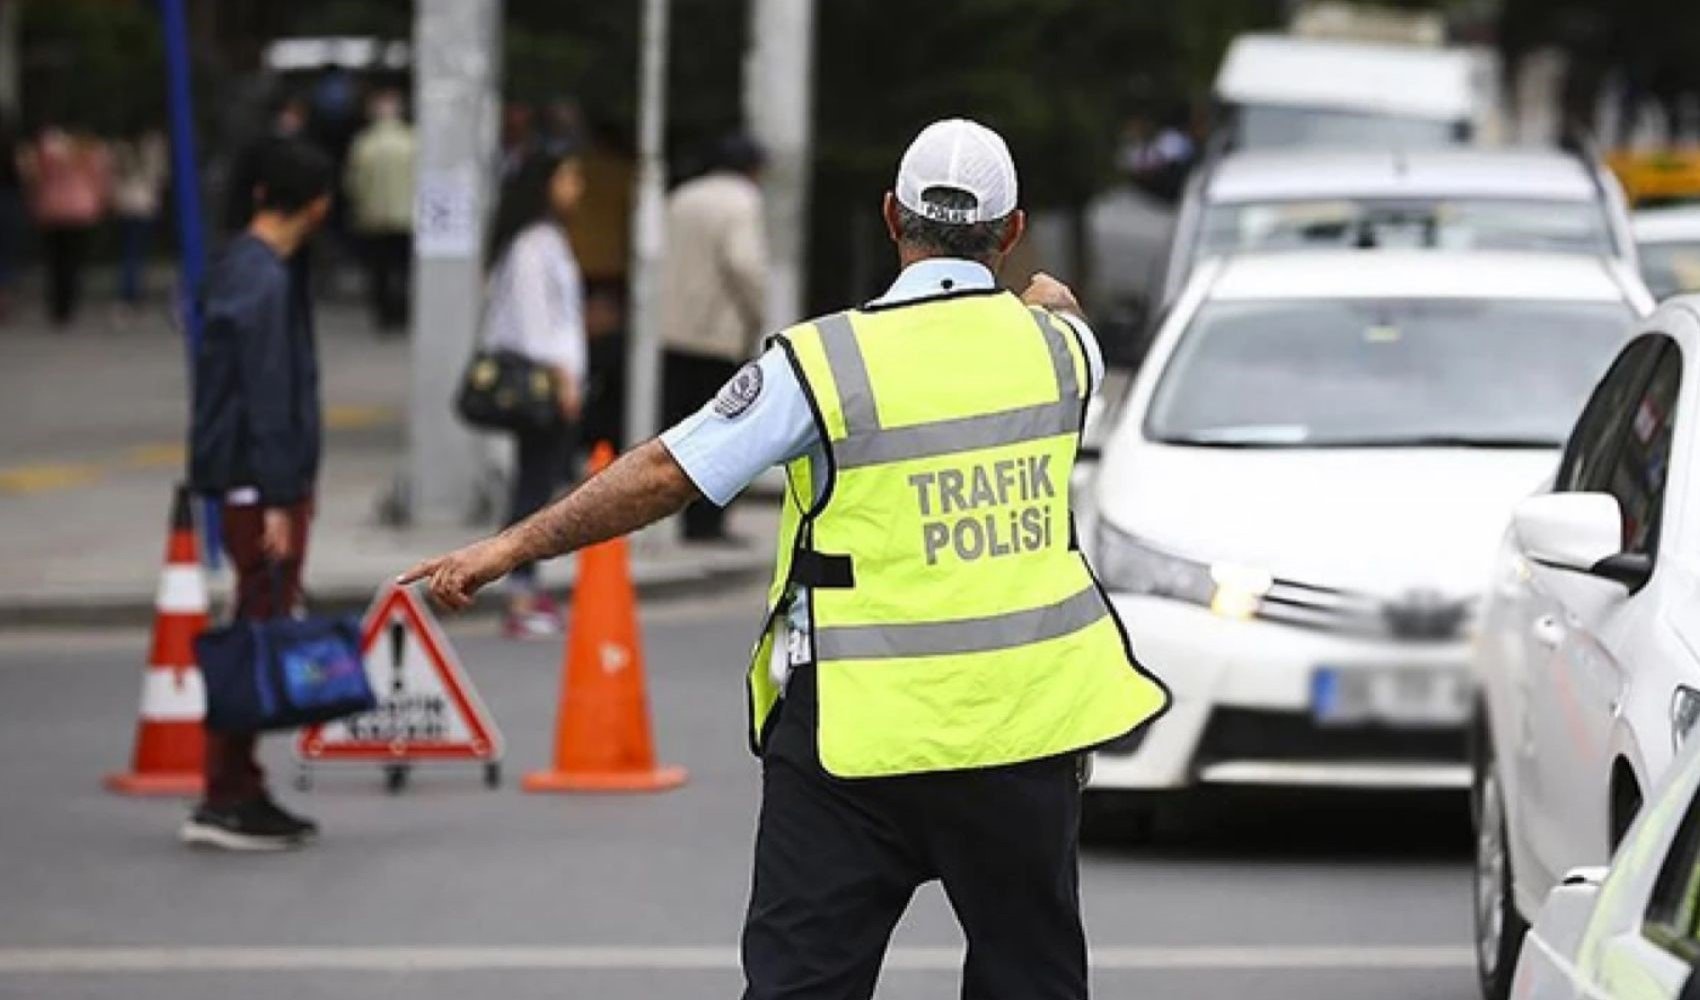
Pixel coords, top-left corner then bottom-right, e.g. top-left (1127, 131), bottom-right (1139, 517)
top-left (658, 132), bottom-right (767, 545)
top-left (225, 93), bottom-right (310, 233)
top-left (109, 124), bottom-right (169, 314)
top-left (479, 140), bottom-right (588, 640)
top-left (0, 113), bottom-right (23, 324)
top-left (565, 113), bottom-right (635, 451)
top-left (498, 102), bottom-right (535, 184)
top-left (19, 119), bottom-right (109, 327)
top-left (344, 88), bottom-right (415, 334)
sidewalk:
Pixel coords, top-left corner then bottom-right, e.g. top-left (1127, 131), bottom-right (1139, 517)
top-left (0, 298), bottom-right (774, 625)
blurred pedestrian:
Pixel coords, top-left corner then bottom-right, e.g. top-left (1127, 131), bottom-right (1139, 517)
top-left (344, 89), bottom-right (415, 333)
top-left (19, 121), bottom-right (109, 327)
top-left (185, 137), bottom-right (334, 851)
top-left (110, 125), bottom-right (169, 310)
top-left (566, 116), bottom-right (635, 450)
top-left (498, 103), bottom-right (535, 183)
top-left (224, 94), bottom-right (309, 233)
top-left (0, 113), bottom-right (24, 322)
top-left (658, 132), bottom-right (768, 543)
top-left (400, 117), bottom-right (1169, 998)
top-left (479, 140), bottom-right (588, 640)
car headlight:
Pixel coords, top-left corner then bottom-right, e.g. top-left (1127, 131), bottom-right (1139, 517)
top-left (1673, 686), bottom-right (1700, 754)
top-left (1093, 521), bottom-right (1272, 620)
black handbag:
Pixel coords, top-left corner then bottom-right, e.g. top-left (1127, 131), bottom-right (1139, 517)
top-left (455, 348), bottom-right (562, 433)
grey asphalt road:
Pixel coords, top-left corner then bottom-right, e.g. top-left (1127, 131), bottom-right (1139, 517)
top-left (0, 586), bottom-right (1478, 1000)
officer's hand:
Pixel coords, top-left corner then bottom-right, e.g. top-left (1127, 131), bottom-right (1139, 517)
top-left (1021, 271), bottom-right (1083, 318)
top-left (397, 536), bottom-right (518, 612)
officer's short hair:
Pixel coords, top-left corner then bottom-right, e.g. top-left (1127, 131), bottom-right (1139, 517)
top-left (253, 137), bottom-right (333, 215)
top-left (895, 186), bottom-right (1010, 262)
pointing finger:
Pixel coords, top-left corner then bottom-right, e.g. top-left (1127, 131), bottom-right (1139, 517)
top-left (396, 558), bottom-right (439, 585)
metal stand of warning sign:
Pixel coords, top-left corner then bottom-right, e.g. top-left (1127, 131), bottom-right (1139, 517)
top-left (294, 583), bottom-right (506, 794)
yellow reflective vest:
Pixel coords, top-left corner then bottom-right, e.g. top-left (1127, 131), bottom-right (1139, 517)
top-left (746, 289), bottom-right (1170, 778)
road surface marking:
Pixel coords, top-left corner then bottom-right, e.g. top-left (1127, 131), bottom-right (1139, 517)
top-left (0, 462), bottom-right (101, 495)
top-left (0, 406), bottom-right (395, 496)
top-left (0, 944), bottom-right (1471, 974)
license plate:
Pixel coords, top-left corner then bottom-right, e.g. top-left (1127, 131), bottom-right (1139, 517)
top-left (1311, 666), bottom-right (1470, 727)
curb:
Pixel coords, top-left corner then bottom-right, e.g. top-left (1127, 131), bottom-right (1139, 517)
top-left (0, 557), bottom-right (769, 630)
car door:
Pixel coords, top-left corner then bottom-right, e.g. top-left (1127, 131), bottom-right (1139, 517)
top-left (1517, 337), bottom-right (1665, 889)
top-left (1591, 774), bottom-right (1700, 999)
top-left (1547, 342), bottom-right (1682, 851)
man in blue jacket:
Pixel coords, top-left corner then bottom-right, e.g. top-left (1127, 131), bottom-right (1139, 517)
top-left (185, 137), bottom-right (332, 850)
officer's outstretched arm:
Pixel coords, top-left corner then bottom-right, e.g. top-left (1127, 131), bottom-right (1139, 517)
top-left (398, 440), bottom-right (701, 611)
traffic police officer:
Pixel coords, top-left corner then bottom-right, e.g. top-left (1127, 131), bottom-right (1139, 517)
top-left (402, 118), bottom-right (1171, 999)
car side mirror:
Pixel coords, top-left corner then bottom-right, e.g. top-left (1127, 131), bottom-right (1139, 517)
top-left (1513, 493), bottom-right (1647, 589)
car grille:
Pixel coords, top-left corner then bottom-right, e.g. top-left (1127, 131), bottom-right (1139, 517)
top-left (1258, 579), bottom-right (1473, 642)
top-left (1195, 707), bottom-right (1466, 766)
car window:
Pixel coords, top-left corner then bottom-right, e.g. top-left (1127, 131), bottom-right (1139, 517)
top-left (1232, 106), bottom-right (1462, 149)
top-left (1644, 787), bottom-right (1700, 962)
top-left (1143, 298), bottom-right (1631, 448)
top-left (1558, 337), bottom-right (1665, 492)
top-left (1639, 241), bottom-right (1700, 299)
top-left (1198, 199), bottom-right (1616, 259)
top-left (1606, 344), bottom-right (1682, 556)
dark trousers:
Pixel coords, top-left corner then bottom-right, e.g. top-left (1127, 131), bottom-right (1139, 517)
top-left (743, 664), bottom-right (1089, 1000)
top-left (662, 350), bottom-right (739, 539)
top-left (361, 230), bottom-right (411, 331)
top-left (116, 214), bottom-right (153, 304)
top-left (507, 421), bottom-right (577, 587)
top-left (201, 497), bottom-right (312, 808)
top-left (40, 224), bottom-right (90, 325)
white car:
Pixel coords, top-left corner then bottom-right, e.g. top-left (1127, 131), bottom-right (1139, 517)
top-left (1511, 726), bottom-right (1700, 999)
top-left (1635, 207), bottom-right (1700, 300)
top-left (1471, 296), bottom-right (1700, 1000)
top-left (1161, 147), bottom-right (1639, 305)
top-left (1085, 249), bottom-right (1651, 837)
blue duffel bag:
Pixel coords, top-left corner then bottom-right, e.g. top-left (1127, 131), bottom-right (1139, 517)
top-left (197, 602), bottom-right (375, 734)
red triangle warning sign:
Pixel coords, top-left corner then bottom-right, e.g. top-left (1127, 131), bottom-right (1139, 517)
top-left (296, 584), bottom-right (502, 763)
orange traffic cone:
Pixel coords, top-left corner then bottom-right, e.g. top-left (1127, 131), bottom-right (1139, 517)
top-left (523, 443), bottom-right (687, 794)
top-left (105, 484), bottom-right (207, 796)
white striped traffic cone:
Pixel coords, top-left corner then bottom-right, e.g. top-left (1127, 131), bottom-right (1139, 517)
top-left (104, 485), bottom-right (208, 796)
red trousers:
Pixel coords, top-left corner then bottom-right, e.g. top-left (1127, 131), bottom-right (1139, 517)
top-left (201, 497), bottom-right (311, 807)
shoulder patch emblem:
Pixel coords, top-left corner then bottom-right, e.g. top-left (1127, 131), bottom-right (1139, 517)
top-left (712, 362), bottom-right (764, 419)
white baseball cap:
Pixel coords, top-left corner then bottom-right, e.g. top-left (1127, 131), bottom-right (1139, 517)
top-left (894, 118), bottom-right (1019, 225)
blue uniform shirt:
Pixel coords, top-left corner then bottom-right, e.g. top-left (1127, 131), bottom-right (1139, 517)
top-left (659, 258), bottom-right (1105, 687)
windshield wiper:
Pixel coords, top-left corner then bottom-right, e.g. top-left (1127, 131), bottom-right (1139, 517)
top-left (1303, 434), bottom-right (1560, 450)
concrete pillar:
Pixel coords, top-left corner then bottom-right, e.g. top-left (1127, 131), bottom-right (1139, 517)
top-left (408, 0), bottom-right (501, 524)
top-left (623, 0), bottom-right (672, 448)
top-left (744, 0), bottom-right (815, 329)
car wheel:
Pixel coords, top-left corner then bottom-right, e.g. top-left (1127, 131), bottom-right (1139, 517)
top-left (1081, 790), bottom-right (1158, 845)
top-left (1473, 752), bottom-right (1527, 1000)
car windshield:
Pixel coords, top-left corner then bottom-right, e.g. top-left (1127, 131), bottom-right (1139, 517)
top-left (1232, 106), bottom-right (1462, 149)
top-left (1639, 240), bottom-right (1700, 298)
top-left (1145, 298), bottom-right (1632, 448)
top-left (1197, 199), bottom-right (1614, 259)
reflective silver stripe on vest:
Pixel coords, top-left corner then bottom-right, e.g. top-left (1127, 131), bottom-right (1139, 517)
top-left (816, 312), bottom-right (879, 433)
top-left (1031, 309), bottom-right (1081, 401)
top-left (813, 585), bottom-right (1108, 661)
top-left (817, 306), bottom-right (1086, 469)
top-left (836, 399), bottom-right (1077, 469)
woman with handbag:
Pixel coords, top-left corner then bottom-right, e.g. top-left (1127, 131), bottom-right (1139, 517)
top-left (475, 139), bottom-right (588, 639)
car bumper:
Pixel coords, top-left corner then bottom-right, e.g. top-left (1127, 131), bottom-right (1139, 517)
top-left (1091, 593), bottom-right (1471, 793)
